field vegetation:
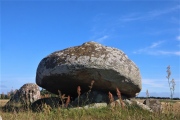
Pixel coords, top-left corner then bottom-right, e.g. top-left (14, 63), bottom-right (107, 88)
top-left (0, 98), bottom-right (180, 120)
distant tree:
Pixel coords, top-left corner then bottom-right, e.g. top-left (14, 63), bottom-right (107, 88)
top-left (7, 93), bottom-right (11, 99)
top-left (7, 89), bottom-right (18, 98)
top-left (1, 92), bottom-right (5, 99)
top-left (166, 65), bottom-right (176, 99)
top-left (4, 94), bottom-right (9, 99)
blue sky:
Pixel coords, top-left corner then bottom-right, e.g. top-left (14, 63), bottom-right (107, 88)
top-left (1, 0), bottom-right (180, 98)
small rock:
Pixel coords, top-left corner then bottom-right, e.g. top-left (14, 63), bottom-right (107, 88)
top-left (84, 103), bottom-right (107, 109)
top-left (3, 83), bottom-right (40, 112)
top-left (143, 99), bottom-right (161, 113)
top-left (129, 99), bottom-right (153, 112)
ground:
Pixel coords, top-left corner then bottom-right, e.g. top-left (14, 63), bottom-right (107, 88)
top-left (0, 99), bottom-right (180, 120)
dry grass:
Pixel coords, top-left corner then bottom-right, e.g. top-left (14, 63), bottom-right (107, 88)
top-left (136, 98), bottom-right (180, 117)
top-left (0, 83), bottom-right (179, 119)
top-left (0, 99), bottom-right (9, 107)
top-left (161, 101), bottom-right (180, 115)
top-left (0, 99), bottom-right (180, 120)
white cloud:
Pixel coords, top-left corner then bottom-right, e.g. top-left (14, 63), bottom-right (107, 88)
top-left (119, 5), bottom-right (180, 22)
top-left (177, 36), bottom-right (180, 41)
top-left (119, 14), bottom-right (144, 22)
top-left (134, 41), bottom-right (164, 54)
top-left (119, 13), bottom-right (145, 22)
top-left (155, 51), bottom-right (180, 56)
top-left (133, 41), bottom-right (180, 56)
top-left (149, 41), bottom-right (164, 48)
top-left (142, 79), bottom-right (166, 88)
top-left (95, 35), bottom-right (109, 43)
top-left (1, 76), bottom-right (35, 92)
top-left (140, 78), bottom-right (180, 97)
top-left (137, 50), bottom-right (180, 56)
top-left (148, 5), bottom-right (180, 17)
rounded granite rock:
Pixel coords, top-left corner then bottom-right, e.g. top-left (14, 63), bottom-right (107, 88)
top-left (3, 83), bottom-right (41, 112)
top-left (36, 41), bottom-right (142, 98)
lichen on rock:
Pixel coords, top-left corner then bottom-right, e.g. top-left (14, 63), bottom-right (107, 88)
top-left (36, 41), bottom-right (142, 98)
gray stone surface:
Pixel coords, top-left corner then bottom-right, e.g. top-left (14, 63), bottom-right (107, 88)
top-left (79, 103), bottom-right (108, 109)
top-left (129, 99), bottom-right (153, 112)
top-left (143, 99), bottom-right (161, 113)
top-left (3, 83), bottom-right (41, 112)
top-left (4, 83), bottom-right (40, 106)
top-left (36, 41), bottom-right (142, 98)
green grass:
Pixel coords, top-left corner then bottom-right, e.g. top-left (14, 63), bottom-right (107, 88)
top-left (1, 102), bottom-right (180, 120)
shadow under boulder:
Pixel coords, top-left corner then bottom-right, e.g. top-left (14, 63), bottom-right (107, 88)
top-left (31, 97), bottom-right (62, 112)
top-left (71, 90), bottom-right (128, 107)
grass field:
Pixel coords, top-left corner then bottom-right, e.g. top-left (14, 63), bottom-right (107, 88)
top-left (0, 99), bottom-right (180, 120)
top-left (136, 98), bottom-right (180, 116)
top-left (0, 100), bottom-right (8, 107)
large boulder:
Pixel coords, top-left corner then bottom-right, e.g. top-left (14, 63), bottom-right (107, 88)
top-left (36, 41), bottom-right (141, 98)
